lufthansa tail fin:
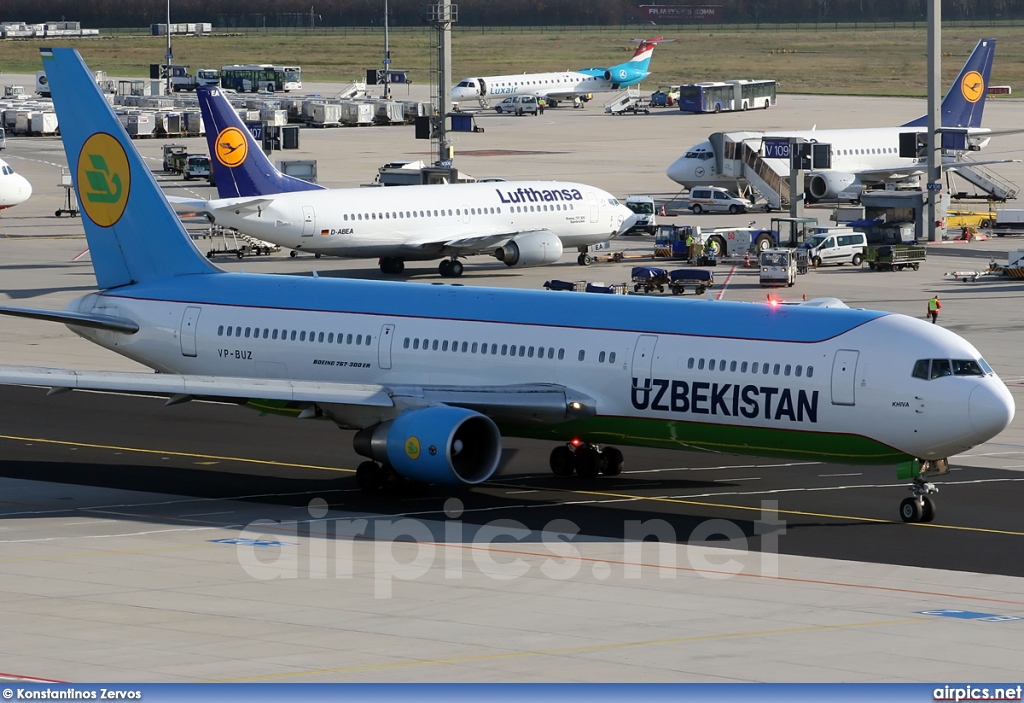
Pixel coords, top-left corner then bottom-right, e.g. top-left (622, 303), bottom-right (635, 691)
top-left (196, 86), bottom-right (323, 198)
top-left (903, 38), bottom-right (995, 129)
top-left (41, 48), bottom-right (217, 290)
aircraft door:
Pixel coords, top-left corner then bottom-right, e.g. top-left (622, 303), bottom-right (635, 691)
top-left (631, 335), bottom-right (658, 389)
top-left (478, 79), bottom-right (487, 97)
top-left (301, 205), bottom-right (315, 237)
top-left (587, 191), bottom-right (599, 223)
top-left (179, 306), bottom-right (201, 357)
top-left (378, 324), bottom-right (395, 370)
top-left (831, 349), bottom-right (859, 406)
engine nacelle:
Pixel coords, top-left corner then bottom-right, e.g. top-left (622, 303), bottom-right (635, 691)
top-left (353, 406), bottom-right (501, 486)
top-left (494, 230), bottom-right (564, 268)
top-left (603, 67), bottom-right (645, 88)
top-left (807, 171), bottom-right (864, 201)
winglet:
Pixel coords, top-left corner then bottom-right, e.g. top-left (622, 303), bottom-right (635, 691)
top-left (196, 86), bottom-right (323, 198)
top-left (41, 48), bottom-right (217, 290)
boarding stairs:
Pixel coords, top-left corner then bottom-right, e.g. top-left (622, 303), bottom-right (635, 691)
top-left (949, 156), bottom-right (1019, 201)
top-left (739, 141), bottom-right (791, 210)
top-left (334, 81), bottom-right (367, 100)
top-left (604, 89), bottom-right (646, 115)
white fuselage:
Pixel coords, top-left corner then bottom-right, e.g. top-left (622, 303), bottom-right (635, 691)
top-left (67, 280), bottom-right (1014, 464)
top-left (452, 72), bottom-right (620, 103)
top-left (666, 126), bottom-right (991, 189)
top-left (0, 157), bottom-right (33, 209)
top-left (207, 181), bottom-right (631, 260)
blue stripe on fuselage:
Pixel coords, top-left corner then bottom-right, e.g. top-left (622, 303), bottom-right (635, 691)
top-left (112, 274), bottom-right (887, 343)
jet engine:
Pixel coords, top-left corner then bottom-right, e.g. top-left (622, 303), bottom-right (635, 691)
top-left (807, 172), bottom-right (864, 201)
top-left (494, 230), bottom-right (564, 268)
top-left (603, 67), bottom-right (646, 88)
top-left (353, 406), bottom-right (501, 486)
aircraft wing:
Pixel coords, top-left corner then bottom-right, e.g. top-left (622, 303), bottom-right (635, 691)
top-left (0, 366), bottom-right (593, 428)
top-left (400, 228), bottom-right (557, 253)
top-left (166, 195), bottom-right (275, 215)
top-left (846, 157), bottom-right (1020, 182)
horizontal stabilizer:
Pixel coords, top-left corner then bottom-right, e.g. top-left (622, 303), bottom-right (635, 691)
top-left (0, 305), bottom-right (139, 333)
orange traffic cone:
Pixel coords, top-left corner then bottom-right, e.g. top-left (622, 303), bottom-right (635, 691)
top-left (744, 252), bottom-right (750, 267)
top-left (660, 204), bottom-right (667, 216)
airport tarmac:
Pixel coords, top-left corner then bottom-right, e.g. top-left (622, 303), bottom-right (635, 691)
top-left (1, 86), bottom-right (1024, 682)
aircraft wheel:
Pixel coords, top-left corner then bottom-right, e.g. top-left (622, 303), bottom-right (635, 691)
top-left (290, 250), bottom-right (298, 258)
top-left (575, 446), bottom-right (605, 478)
top-left (315, 253), bottom-right (322, 259)
top-left (439, 259), bottom-right (452, 277)
top-left (550, 446), bottom-right (575, 476)
top-left (578, 253), bottom-right (593, 266)
top-left (356, 461), bottom-right (381, 492)
top-left (450, 260), bottom-right (464, 277)
top-left (899, 497), bottom-right (923, 523)
top-left (600, 447), bottom-right (624, 476)
top-left (55, 210), bottom-right (62, 217)
top-left (692, 204), bottom-right (703, 215)
top-left (921, 495), bottom-right (937, 523)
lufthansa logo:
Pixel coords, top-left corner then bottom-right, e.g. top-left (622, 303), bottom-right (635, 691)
top-left (405, 436), bottom-right (421, 460)
top-left (77, 132), bottom-right (130, 228)
top-left (961, 70), bottom-right (984, 103)
top-left (215, 126), bottom-right (248, 168)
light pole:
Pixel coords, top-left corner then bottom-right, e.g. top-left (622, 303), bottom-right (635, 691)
top-left (165, 0), bottom-right (173, 96)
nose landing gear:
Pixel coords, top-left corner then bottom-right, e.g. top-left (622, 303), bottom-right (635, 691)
top-left (898, 458), bottom-right (948, 523)
top-left (549, 442), bottom-right (623, 478)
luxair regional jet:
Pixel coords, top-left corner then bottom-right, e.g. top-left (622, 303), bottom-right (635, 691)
top-left (171, 86), bottom-right (633, 278)
top-left (0, 157), bottom-right (33, 210)
top-left (666, 38), bottom-right (1013, 202)
top-left (451, 38), bottom-right (664, 108)
top-left (0, 49), bottom-right (1015, 525)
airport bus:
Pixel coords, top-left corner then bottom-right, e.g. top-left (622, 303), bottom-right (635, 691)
top-left (678, 79), bottom-right (776, 113)
top-left (220, 64), bottom-right (302, 93)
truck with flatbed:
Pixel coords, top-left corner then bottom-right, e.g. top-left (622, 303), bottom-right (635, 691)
top-left (992, 209), bottom-right (1024, 237)
top-left (865, 245), bottom-right (927, 271)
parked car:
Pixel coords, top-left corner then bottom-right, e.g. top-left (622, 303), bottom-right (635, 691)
top-left (688, 186), bottom-right (749, 215)
top-left (494, 96), bottom-right (539, 116)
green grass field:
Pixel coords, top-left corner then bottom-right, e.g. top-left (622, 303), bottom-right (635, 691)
top-left (2, 25), bottom-right (1022, 96)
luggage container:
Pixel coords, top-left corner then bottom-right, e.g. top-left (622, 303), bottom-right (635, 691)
top-left (668, 268), bottom-right (714, 295)
top-left (310, 103), bottom-right (344, 127)
top-left (30, 111), bottom-right (58, 135)
top-left (340, 101), bottom-right (374, 126)
top-left (865, 245), bottom-right (926, 271)
top-left (631, 266), bottom-right (669, 293)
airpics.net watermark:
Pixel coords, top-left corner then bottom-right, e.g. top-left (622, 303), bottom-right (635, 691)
top-left (231, 498), bottom-right (787, 598)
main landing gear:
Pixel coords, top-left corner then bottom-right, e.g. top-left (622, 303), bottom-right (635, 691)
top-left (380, 257), bottom-right (405, 275)
top-left (438, 258), bottom-right (464, 278)
top-left (549, 441), bottom-right (624, 478)
top-left (898, 458), bottom-right (948, 523)
top-left (356, 461), bottom-right (404, 493)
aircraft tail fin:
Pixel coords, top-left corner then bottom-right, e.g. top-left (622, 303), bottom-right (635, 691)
top-left (41, 48), bottom-right (217, 290)
top-left (903, 38), bottom-right (995, 129)
top-left (196, 86), bottom-right (323, 198)
top-left (605, 37), bottom-right (663, 87)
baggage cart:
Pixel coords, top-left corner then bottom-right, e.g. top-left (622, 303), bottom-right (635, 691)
top-left (668, 268), bottom-right (714, 296)
top-left (631, 266), bottom-right (669, 293)
top-left (866, 245), bottom-right (926, 271)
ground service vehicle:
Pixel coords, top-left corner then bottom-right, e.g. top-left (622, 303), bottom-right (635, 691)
top-left (650, 85), bottom-right (681, 107)
top-left (866, 245), bottom-right (926, 271)
top-left (494, 96), bottom-right (539, 115)
top-left (799, 231), bottom-right (867, 267)
top-left (668, 268), bottom-right (713, 295)
top-left (992, 209), bottom-right (1024, 236)
top-left (624, 195), bottom-right (657, 234)
top-left (677, 79), bottom-right (776, 113)
top-left (220, 64), bottom-right (301, 93)
top-left (760, 248), bottom-right (797, 287)
top-left (655, 224), bottom-right (774, 259)
top-left (183, 155), bottom-right (211, 181)
top-left (688, 186), bottom-right (749, 214)
top-left (632, 266), bottom-right (669, 293)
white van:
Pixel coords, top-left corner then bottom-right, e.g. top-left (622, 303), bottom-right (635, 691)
top-left (688, 186), bottom-right (748, 215)
top-left (800, 231), bottom-right (868, 267)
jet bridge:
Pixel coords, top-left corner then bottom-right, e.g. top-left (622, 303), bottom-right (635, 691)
top-left (709, 131), bottom-right (792, 210)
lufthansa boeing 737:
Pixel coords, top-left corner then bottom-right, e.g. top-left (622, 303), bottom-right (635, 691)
top-left (451, 38), bottom-right (664, 108)
top-left (666, 38), bottom-right (1012, 203)
top-left (171, 86), bottom-right (633, 277)
top-left (0, 157), bottom-right (33, 210)
top-left (0, 49), bottom-right (1015, 525)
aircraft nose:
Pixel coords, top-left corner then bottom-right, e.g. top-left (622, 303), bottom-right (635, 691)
top-left (618, 211), bottom-right (639, 235)
top-left (665, 157), bottom-right (688, 186)
top-left (968, 382), bottom-right (1015, 439)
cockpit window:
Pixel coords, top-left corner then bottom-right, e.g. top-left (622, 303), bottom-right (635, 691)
top-left (700, 152), bottom-right (713, 160)
top-left (914, 358), bottom-right (991, 380)
top-left (952, 359), bottom-right (985, 376)
top-left (684, 151), bottom-right (700, 159)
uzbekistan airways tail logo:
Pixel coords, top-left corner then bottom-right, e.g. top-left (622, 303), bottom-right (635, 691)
top-left (77, 133), bottom-right (130, 228)
top-left (961, 70), bottom-right (984, 103)
top-left (215, 127), bottom-right (248, 168)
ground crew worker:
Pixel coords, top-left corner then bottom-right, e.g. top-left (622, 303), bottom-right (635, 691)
top-left (538, 97), bottom-right (546, 115)
top-left (685, 233), bottom-right (695, 261)
top-left (927, 295), bottom-right (942, 324)
top-left (706, 238), bottom-right (719, 259)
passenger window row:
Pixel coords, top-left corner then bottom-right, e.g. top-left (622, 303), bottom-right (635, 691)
top-left (912, 358), bottom-right (990, 380)
top-left (217, 325), bottom-right (373, 346)
top-left (344, 207), bottom-right (502, 222)
top-left (403, 337), bottom-right (566, 360)
top-left (687, 357), bottom-right (813, 378)
top-left (510, 203), bottom-right (574, 213)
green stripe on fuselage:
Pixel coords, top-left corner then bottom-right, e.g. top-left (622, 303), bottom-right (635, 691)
top-left (501, 416), bottom-right (909, 465)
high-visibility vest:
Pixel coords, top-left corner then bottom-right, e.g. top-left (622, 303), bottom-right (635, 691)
top-left (928, 298), bottom-right (941, 312)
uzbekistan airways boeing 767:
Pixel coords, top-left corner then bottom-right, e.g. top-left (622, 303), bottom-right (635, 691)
top-left (170, 86), bottom-right (634, 278)
top-left (0, 49), bottom-right (1014, 525)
